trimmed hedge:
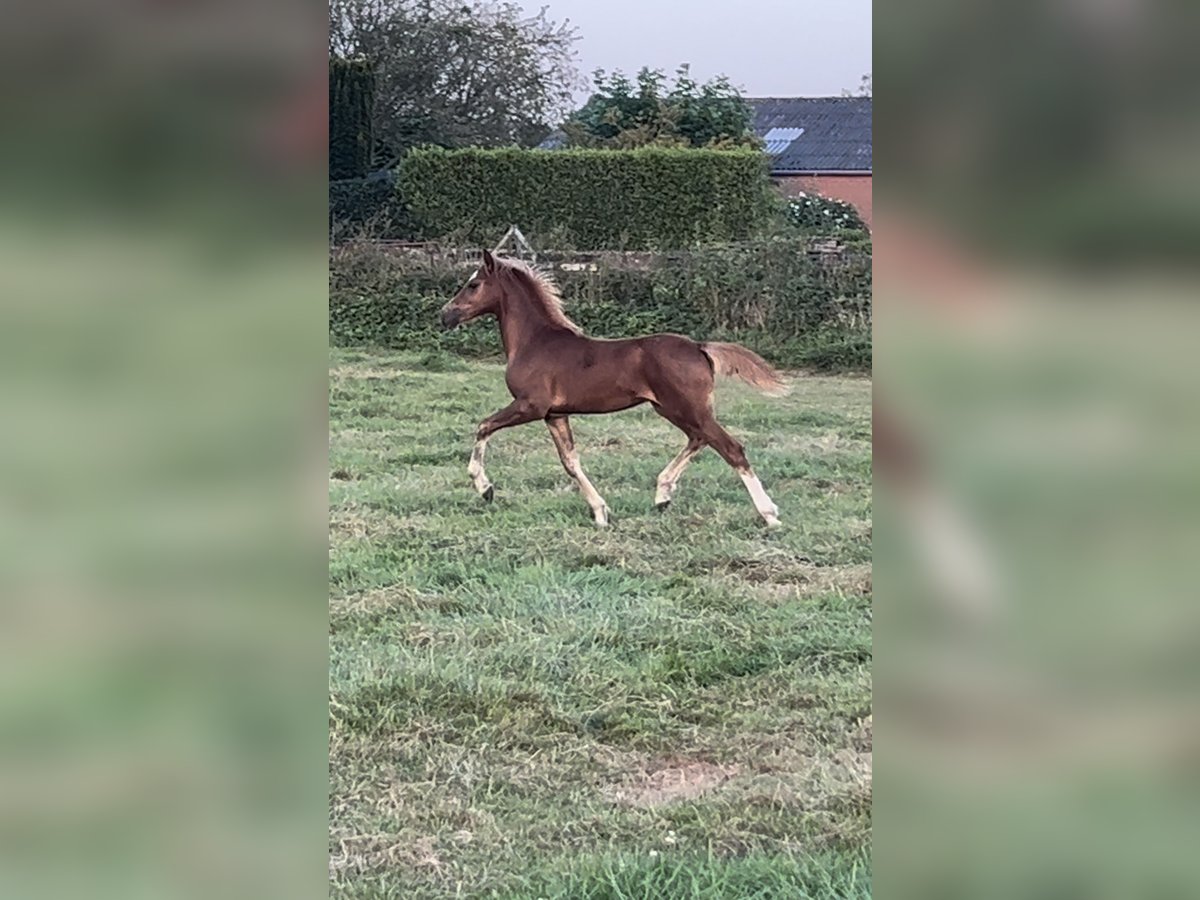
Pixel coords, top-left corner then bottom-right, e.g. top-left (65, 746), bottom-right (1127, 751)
top-left (329, 240), bottom-right (871, 372)
top-left (329, 147), bottom-right (776, 249)
top-left (401, 147), bottom-right (774, 248)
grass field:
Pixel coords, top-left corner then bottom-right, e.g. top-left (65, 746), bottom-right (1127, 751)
top-left (329, 347), bottom-right (872, 898)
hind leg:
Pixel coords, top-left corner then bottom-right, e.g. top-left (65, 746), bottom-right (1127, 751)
top-left (651, 372), bottom-right (778, 526)
top-left (654, 436), bottom-right (705, 508)
top-left (650, 397), bottom-right (709, 510)
top-left (699, 418), bottom-right (781, 527)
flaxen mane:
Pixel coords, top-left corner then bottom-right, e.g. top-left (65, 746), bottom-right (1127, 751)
top-left (500, 257), bottom-right (583, 335)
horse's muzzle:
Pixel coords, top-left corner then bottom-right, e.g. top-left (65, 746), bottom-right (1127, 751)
top-left (440, 308), bottom-right (461, 329)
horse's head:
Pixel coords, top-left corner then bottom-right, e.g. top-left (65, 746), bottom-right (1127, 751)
top-left (441, 249), bottom-right (504, 329)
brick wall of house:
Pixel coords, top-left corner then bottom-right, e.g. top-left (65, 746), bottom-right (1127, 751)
top-left (775, 174), bottom-right (872, 229)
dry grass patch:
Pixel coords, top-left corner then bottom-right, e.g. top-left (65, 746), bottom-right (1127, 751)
top-left (330, 584), bottom-right (461, 619)
top-left (738, 563), bottom-right (873, 604)
top-left (330, 366), bottom-right (418, 380)
top-left (329, 833), bottom-right (444, 879)
top-left (605, 758), bottom-right (741, 808)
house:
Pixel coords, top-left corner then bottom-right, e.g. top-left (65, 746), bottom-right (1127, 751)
top-left (537, 95), bottom-right (872, 228)
top-left (749, 97), bottom-right (872, 228)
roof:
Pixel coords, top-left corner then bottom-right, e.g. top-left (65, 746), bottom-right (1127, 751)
top-left (537, 129), bottom-right (568, 150)
top-left (535, 97), bottom-right (872, 171)
top-left (748, 97), bottom-right (871, 174)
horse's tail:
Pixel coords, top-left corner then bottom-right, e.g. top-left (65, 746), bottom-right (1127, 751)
top-left (701, 342), bottom-right (789, 396)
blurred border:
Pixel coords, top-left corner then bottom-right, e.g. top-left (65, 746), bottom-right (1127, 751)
top-left (0, 4), bottom-right (329, 899)
top-left (875, 2), bottom-right (1200, 897)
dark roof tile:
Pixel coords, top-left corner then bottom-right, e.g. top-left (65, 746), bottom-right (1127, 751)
top-left (748, 97), bottom-right (871, 173)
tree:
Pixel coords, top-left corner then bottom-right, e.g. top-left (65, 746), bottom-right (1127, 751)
top-left (843, 73), bottom-right (872, 98)
top-left (329, 58), bottom-right (376, 179)
top-left (329, 0), bottom-right (581, 166)
top-left (563, 65), bottom-right (759, 149)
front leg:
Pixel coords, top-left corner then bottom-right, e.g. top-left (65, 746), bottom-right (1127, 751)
top-left (468, 399), bottom-right (546, 501)
top-left (546, 416), bottom-right (610, 526)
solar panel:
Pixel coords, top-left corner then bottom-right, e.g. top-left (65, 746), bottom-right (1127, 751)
top-left (762, 126), bottom-right (805, 154)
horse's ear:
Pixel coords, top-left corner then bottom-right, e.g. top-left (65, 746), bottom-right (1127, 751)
top-left (481, 248), bottom-right (496, 273)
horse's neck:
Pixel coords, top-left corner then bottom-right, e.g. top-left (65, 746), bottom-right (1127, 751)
top-left (497, 288), bottom-right (554, 359)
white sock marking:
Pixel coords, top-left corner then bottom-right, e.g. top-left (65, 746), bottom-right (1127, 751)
top-left (468, 437), bottom-right (491, 494)
top-left (655, 445), bottom-right (701, 505)
top-left (740, 469), bottom-right (781, 526)
top-left (564, 451), bottom-right (609, 525)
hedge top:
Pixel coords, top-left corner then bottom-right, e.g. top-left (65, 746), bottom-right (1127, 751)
top-left (334, 145), bottom-right (779, 250)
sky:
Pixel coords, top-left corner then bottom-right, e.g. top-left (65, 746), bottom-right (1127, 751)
top-left (521, 0), bottom-right (872, 103)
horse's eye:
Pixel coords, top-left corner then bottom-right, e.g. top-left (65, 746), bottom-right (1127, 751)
top-left (468, 281), bottom-right (480, 290)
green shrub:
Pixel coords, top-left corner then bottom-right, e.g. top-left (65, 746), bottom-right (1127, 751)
top-left (329, 173), bottom-right (416, 242)
top-left (782, 192), bottom-right (869, 235)
top-left (329, 240), bottom-right (871, 372)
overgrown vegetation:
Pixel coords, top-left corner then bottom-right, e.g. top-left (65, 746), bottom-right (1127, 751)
top-left (329, 348), bottom-right (872, 898)
top-left (328, 241), bottom-right (872, 372)
top-left (563, 64), bottom-right (759, 150)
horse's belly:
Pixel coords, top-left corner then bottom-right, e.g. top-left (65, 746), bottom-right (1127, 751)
top-left (553, 396), bottom-right (646, 415)
top-left (521, 339), bottom-right (656, 414)
top-left (552, 375), bottom-right (651, 415)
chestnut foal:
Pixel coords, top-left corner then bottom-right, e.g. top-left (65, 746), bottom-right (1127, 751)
top-left (439, 250), bottom-right (786, 527)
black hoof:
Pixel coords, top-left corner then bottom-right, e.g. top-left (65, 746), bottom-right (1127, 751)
top-left (655, 500), bottom-right (671, 512)
top-left (482, 485), bottom-right (494, 503)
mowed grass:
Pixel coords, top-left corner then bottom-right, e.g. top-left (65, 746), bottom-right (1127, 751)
top-left (329, 347), bottom-right (872, 899)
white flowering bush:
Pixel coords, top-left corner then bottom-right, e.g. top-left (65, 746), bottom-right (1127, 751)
top-left (783, 191), bottom-right (867, 235)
